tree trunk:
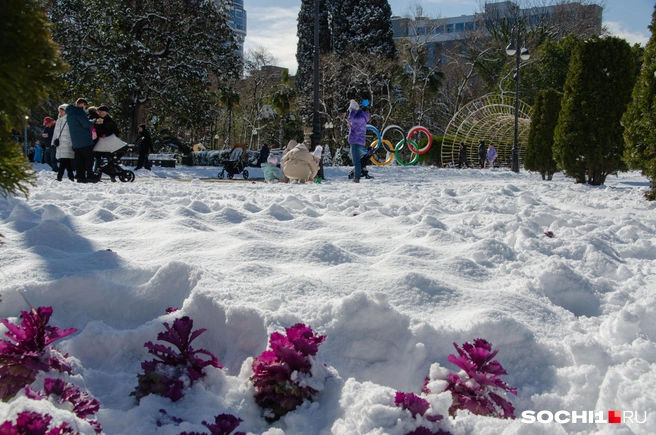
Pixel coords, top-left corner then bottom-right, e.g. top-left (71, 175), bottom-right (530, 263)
top-left (123, 93), bottom-right (147, 144)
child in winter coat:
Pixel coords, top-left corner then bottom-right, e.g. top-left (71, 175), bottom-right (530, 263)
top-left (486, 143), bottom-right (497, 168)
top-left (262, 155), bottom-right (283, 183)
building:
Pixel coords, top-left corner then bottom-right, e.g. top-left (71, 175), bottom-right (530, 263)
top-left (392, 1), bottom-right (602, 66)
top-left (217, 0), bottom-right (247, 59)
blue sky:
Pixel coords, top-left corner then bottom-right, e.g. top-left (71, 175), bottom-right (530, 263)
top-left (243, 0), bottom-right (653, 74)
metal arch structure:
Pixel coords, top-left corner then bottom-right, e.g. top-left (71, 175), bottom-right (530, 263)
top-left (441, 94), bottom-right (532, 168)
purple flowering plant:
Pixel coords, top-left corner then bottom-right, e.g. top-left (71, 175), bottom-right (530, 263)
top-left (132, 316), bottom-right (223, 402)
top-left (25, 378), bottom-right (102, 434)
top-left (394, 392), bottom-right (451, 435)
top-left (250, 323), bottom-right (326, 422)
top-left (0, 307), bottom-right (76, 401)
top-left (0, 410), bottom-right (79, 435)
top-left (179, 413), bottom-right (246, 435)
top-left (442, 339), bottom-right (517, 419)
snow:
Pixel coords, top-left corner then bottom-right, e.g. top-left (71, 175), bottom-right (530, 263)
top-left (1, 163), bottom-right (655, 434)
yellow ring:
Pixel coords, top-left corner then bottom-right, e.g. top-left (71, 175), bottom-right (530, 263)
top-left (370, 140), bottom-right (395, 166)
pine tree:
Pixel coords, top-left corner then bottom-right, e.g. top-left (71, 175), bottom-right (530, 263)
top-left (553, 36), bottom-right (636, 185)
top-left (49, 0), bottom-right (240, 141)
top-left (622, 5), bottom-right (656, 200)
top-left (0, 0), bottom-right (66, 204)
top-left (524, 89), bottom-right (561, 180)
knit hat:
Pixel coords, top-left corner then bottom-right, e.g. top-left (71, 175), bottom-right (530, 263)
top-left (267, 155), bottom-right (278, 165)
top-left (43, 117), bottom-right (53, 126)
top-left (312, 146), bottom-right (323, 159)
top-left (97, 105), bottom-right (110, 112)
top-left (58, 104), bottom-right (68, 111)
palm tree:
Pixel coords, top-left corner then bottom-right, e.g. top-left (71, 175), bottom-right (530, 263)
top-left (270, 70), bottom-right (297, 147)
top-left (218, 85), bottom-right (240, 147)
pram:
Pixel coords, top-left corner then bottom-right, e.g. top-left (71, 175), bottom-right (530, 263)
top-left (218, 157), bottom-right (249, 179)
top-left (93, 134), bottom-right (136, 182)
top-left (348, 147), bottom-right (375, 180)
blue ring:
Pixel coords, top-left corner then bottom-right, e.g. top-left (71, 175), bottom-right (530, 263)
top-left (366, 125), bottom-right (382, 152)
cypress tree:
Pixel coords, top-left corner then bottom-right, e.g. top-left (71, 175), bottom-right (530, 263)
top-left (553, 36), bottom-right (636, 185)
top-left (622, 5), bottom-right (656, 200)
top-left (0, 0), bottom-right (66, 203)
top-left (524, 89), bottom-right (561, 180)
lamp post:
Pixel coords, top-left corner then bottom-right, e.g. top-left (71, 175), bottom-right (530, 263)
top-left (23, 115), bottom-right (29, 159)
top-left (311, 0), bottom-right (323, 178)
top-left (506, 29), bottom-right (530, 173)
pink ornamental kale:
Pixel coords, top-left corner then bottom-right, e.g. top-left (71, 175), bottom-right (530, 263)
top-left (250, 324), bottom-right (326, 422)
top-left (179, 413), bottom-right (246, 435)
top-left (0, 410), bottom-right (79, 434)
top-left (0, 307), bottom-right (76, 401)
top-left (25, 378), bottom-right (102, 434)
top-left (406, 428), bottom-right (452, 435)
top-left (132, 316), bottom-right (223, 402)
top-left (394, 392), bottom-right (443, 422)
top-left (444, 339), bottom-right (517, 419)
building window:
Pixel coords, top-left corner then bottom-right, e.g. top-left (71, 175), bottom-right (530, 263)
top-left (446, 23), bottom-right (454, 33)
top-left (465, 22), bottom-right (474, 31)
top-left (455, 23), bottom-right (464, 32)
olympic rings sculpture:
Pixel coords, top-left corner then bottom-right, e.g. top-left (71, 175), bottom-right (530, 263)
top-left (365, 125), bottom-right (433, 166)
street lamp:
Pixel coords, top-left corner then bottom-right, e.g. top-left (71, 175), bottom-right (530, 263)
top-left (23, 115), bottom-right (29, 159)
top-left (312, 0), bottom-right (323, 179)
top-left (506, 30), bottom-right (530, 173)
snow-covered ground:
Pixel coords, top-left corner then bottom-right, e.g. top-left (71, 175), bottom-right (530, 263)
top-left (1, 163), bottom-right (655, 435)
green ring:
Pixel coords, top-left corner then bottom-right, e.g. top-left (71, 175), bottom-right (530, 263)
top-left (395, 139), bottom-right (420, 166)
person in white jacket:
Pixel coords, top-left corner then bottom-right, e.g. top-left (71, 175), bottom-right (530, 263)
top-left (486, 143), bottom-right (497, 169)
top-left (53, 104), bottom-right (75, 181)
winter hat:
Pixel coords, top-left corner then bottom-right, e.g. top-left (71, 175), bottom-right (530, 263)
top-left (58, 104), bottom-right (68, 111)
top-left (312, 146), bottom-right (323, 158)
top-left (267, 155), bottom-right (278, 165)
top-left (97, 105), bottom-right (110, 112)
top-left (43, 116), bottom-right (53, 126)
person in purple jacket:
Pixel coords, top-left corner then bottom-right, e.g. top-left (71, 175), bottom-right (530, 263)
top-left (348, 99), bottom-right (370, 183)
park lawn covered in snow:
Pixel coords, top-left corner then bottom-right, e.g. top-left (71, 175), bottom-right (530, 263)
top-left (0, 163), bottom-right (655, 435)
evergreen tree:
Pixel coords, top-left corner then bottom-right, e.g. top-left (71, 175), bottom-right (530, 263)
top-left (49, 0), bottom-right (240, 141)
top-left (295, 0), bottom-right (331, 96)
top-left (0, 0), bottom-right (66, 203)
top-left (524, 89), bottom-right (561, 180)
top-left (622, 5), bottom-right (656, 200)
top-left (332, 0), bottom-right (396, 59)
top-left (553, 36), bottom-right (636, 185)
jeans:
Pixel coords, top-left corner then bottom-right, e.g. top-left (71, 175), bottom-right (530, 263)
top-left (350, 143), bottom-right (367, 180)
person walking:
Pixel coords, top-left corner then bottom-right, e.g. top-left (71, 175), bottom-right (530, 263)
top-left (135, 124), bottom-right (153, 170)
top-left (53, 104), bottom-right (75, 181)
top-left (347, 99), bottom-right (370, 183)
top-left (477, 140), bottom-right (486, 169)
top-left (486, 143), bottom-right (497, 169)
top-left (66, 98), bottom-right (96, 182)
top-left (458, 142), bottom-right (469, 168)
top-left (42, 116), bottom-right (58, 171)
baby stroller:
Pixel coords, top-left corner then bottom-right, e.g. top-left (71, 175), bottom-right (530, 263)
top-left (218, 157), bottom-right (249, 179)
top-left (93, 135), bottom-right (136, 182)
top-left (348, 147), bottom-right (375, 180)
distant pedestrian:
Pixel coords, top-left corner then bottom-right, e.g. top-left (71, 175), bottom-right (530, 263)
top-left (281, 142), bottom-right (318, 182)
top-left (33, 141), bottom-right (43, 164)
top-left (42, 116), bottom-right (58, 171)
top-left (478, 140), bottom-right (486, 169)
top-left (66, 98), bottom-right (96, 182)
top-left (458, 142), bottom-right (469, 168)
top-left (262, 155), bottom-right (283, 183)
top-left (54, 104), bottom-right (75, 182)
top-left (486, 143), bottom-right (497, 169)
top-left (257, 143), bottom-right (270, 167)
top-left (135, 124), bottom-right (153, 171)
